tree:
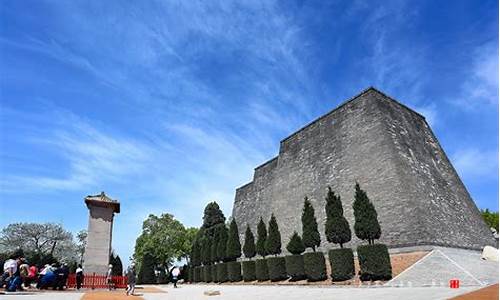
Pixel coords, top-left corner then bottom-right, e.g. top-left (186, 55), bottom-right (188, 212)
top-left (243, 225), bottom-right (256, 259)
top-left (256, 217), bottom-right (267, 257)
top-left (138, 252), bottom-right (156, 284)
top-left (286, 232), bottom-right (305, 255)
top-left (202, 202), bottom-right (226, 238)
top-left (0, 222), bottom-right (77, 262)
top-left (200, 236), bottom-right (211, 265)
top-left (353, 183), bottom-right (381, 245)
top-left (226, 219), bottom-right (241, 261)
top-left (325, 187), bottom-right (351, 248)
top-left (265, 214), bottom-right (281, 256)
top-left (481, 209), bottom-right (499, 231)
top-left (181, 227), bottom-right (199, 263)
top-left (191, 239), bottom-right (202, 266)
top-left (109, 251), bottom-right (123, 276)
top-left (133, 213), bottom-right (195, 268)
top-left (217, 225), bottom-right (228, 262)
top-left (302, 197), bottom-right (321, 251)
top-left (76, 230), bottom-right (87, 264)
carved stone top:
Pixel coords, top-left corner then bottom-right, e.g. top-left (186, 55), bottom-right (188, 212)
top-left (84, 191), bottom-right (120, 213)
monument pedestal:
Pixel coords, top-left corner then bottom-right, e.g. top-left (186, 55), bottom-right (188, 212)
top-left (83, 192), bottom-right (120, 275)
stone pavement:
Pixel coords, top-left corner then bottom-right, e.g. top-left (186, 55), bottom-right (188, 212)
top-left (0, 284), bottom-right (485, 300)
top-left (387, 247), bottom-right (499, 287)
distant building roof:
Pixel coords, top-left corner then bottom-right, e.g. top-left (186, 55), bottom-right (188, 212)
top-left (84, 191), bottom-right (120, 213)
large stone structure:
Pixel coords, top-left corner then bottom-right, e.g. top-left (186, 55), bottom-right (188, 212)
top-left (83, 192), bottom-right (120, 274)
top-left (232, 87), bottom-right (496, 253)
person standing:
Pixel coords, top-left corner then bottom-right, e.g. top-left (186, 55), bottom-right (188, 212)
top-left (75, 264), bottom-right (84, 290)
top-left (106, 264), bottom-right (114, 290)
top-left (170, 266), bottom-right (180, 288)
top-left (126, 263), bottom-right (136, 296)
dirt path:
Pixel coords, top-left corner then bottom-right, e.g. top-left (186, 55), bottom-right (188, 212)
top-left (81, 287), bottom-right (165, 300)
top-left (449, 284), bottom-right (499, 300)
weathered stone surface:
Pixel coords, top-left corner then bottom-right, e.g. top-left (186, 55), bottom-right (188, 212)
top-left (83, 192), bottom-right (120, 274)
top-left (232, 87), bottom-right (496, 253)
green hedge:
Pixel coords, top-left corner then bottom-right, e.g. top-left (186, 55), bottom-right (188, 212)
top-left (194, 266), bottom-right (202, 282)
top-left (216, 262), bottom-right (228, 283)
top-left (303, 252), bottom-right (327, 281)
top-left (203, 265), bottom-right (212, 282)
top-left (357, 244), bottom-right (392, 281)
top-left (227, 261), bottom-right (242, 282)
top-left (255, 258), bottom-right (269, 281)
top-left (267, 256), bottom-right (287, 282)
top-left (328, 248), bottom-right (354, 281)
top-left (285, 254), bottom-right (306, 281)
top-left (211, 264), bottom-right (218, 282)
top-left (242, 260), bottom-right (256, 282)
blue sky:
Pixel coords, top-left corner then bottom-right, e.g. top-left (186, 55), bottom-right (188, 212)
top-left (0, 0), bottom-right (498, 263)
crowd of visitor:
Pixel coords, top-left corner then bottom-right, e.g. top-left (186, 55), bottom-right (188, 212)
top-left (1, 251), bottom-right (71, 292)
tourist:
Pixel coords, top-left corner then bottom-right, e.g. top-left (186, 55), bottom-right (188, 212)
top-left (75, 264), bottom-right (84, 290)
top-left (106, 264), bottom-right (114, 290)
top-left (170, 266), bottom-right (180, 288)
top-left (2, 251), bottom-right (24, 292)
top-left (126, 263), bottom-right (136, 296)
top-left (25, 264), bottom-right (37, 288)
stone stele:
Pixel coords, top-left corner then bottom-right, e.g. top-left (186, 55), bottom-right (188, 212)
top-left (83, 192), bottom-right (120, 274)
top-left (232, 87), bottom-right (496, 253)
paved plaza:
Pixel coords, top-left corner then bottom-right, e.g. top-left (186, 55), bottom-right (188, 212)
top-left (0, 284), bottom-right (487, 300)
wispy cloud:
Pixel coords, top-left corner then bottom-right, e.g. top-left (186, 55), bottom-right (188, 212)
top-left (456, 41), bottom-right (499, 109)
top-left (451, 148), bottom-right (498, 181)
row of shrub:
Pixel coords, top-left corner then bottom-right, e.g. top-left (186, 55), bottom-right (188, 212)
top-left (188, 244), bottom-right (391, 283)
top-left (189, 183), bottom-right (392, 283)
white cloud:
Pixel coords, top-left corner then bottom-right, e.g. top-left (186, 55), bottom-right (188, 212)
top-left (457, 41), bottom-right (499, 108)
top-left (451, 148), bottom-right (498, 180)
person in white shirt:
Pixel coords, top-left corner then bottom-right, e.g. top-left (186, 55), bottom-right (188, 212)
top-left (170, 266), bottom-right (180, 288)
top-left (106, 264), bottom-right (114, 290)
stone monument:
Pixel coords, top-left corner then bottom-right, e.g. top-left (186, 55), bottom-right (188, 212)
top-left (232, 87), bottom-right (496, 252)
top-left (83, 192), bottom-right (120, 274)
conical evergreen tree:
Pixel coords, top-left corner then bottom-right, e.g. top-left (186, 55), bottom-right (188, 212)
top-left (353, 183), bottom-right (381, 245)
top-left (226, 219), bottom-right (242, 261)
top-left (191, 239), bottom-right (201, 266)
top-left (243, 225), bottom-right (256, 259)
top-left (201, 237), bottom-right (211, 265)
top-left (256, 217), bottom-right (267, 257)
top-left (210, 236), bottom-right (218, 263)
top-left (138, 252), bottom-right (156, 284)
top-left (286, 231), bottom-right (305, 255)
top-left (217, 225), bottom-right (229, 262)
top-left (265, 214), bottom-right (281, 256)
top-left (301, 197), bottom-right (321, 251)
top-left (325, 187), bottom-right (351, 248)
top-left (202, 202), bottom-right (226, 238)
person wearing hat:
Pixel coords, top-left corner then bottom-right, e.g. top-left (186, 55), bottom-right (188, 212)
top-left (126, 263), bottom-right (136, 296)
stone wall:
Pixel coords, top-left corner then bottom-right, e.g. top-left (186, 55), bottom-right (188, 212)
top-left (232, 87), bottom-right (496, 253)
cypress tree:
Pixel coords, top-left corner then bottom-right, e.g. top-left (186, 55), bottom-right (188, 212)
top-left (201, 237), bottom-right (211, 265)
top-left (138, 252), bottom-right (156, 284)
top-left (353, 183), bottom-right (381, 245)
top-left (256, 217), bottom-right (267, 257)
top-left (243, 225), bottom-right (256, 259)
top-left (302, 197), bottom-right (321, 251)
top-left (202, 202), bottom-right (226, 238)
top-left (325, 187), bottom-right (351, 248)
top-left (226, 219), bottom-right (242, 261)
top-left (265, 214), bottom-right (281, 256)
top-left (191, 239), bottom-right (201, 266)
top-left (211, 235), bottom-right (218, 263)
top-left (217, 225), bottom-right (229, 262)
top-left (286, 231), bottom-right (305, 255)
